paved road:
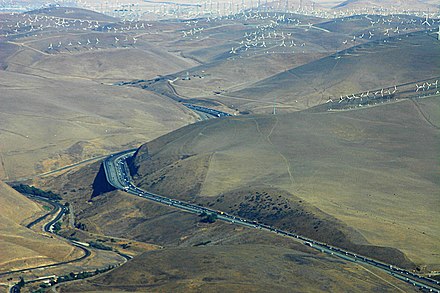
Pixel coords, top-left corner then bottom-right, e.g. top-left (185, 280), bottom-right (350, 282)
top-left (25, 196), bottom-right (56, 229)
top-left (104, 150), bottom-right (440, 293)
top-left (183, 103), bottom-right (232, 119)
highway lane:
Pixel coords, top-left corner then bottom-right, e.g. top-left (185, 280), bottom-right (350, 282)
top-left (183, 103), bottom-right (232, 119)
top-left (104, 151), bottom-right (440, 293)
top-left (25, 196), bottom-right (56, 229)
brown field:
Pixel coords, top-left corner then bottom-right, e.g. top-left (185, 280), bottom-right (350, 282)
top-left (59, 244), bottom-right (419, 292)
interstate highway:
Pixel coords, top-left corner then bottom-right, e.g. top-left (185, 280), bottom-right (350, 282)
top-left (104, 151), bottom-right (440, 293)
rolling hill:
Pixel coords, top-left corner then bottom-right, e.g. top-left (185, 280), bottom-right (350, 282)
top-left (128, 96), bottom-right (440, 271)
top-left (131, 14), bottom-right (437, 116)
top-left (226, 31), bottom-right (440, 113)
top-left (333, 0), bottom-right (436, 11)
top-left (60, 244), bottom-right (418, 292)
top-left (0, 180), bottom-right (83, 272)
top-left (0, 9), bottom-right (199, 180)
top-left (26, 7), bottom-right (118, 22)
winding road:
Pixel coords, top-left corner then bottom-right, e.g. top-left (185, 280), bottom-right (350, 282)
top-left (0, 197), bottom-right (91, 278)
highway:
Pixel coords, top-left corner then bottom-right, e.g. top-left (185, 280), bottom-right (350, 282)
top-left (104, 150), bottom-right (440, 293)
top-left (182, 103), bottom-right (232, 118)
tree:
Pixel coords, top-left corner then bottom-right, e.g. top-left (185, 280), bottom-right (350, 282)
top-left (17, 277), bottom-right (25, 288)
top-left (53, 221), bottom-right (62, 233)
top-left (200, 213), bottom-right (217, 223)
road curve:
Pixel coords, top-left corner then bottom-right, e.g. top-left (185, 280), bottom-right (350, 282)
top-left (104, 150), bottom-right (440, 293)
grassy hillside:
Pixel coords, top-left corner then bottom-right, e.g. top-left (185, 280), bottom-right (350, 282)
top-left (129, 97), bottom-right (440, 270)
top-left (0, 69), bottom-right (195, 179)
top-left (43, 159), bottom-right (411, 291)
top-left (333, 0), bottom-right (436, 11)
top-left (60, 244), bottom-right (417, 292)
top-left (132, 14), bottom-right (435, 115)
top-left (44, 161), bottom-right (415, 292)
top-left (0, 9), bottom-right (202, 180)
top-left (227, 32), bottom-right (440, 113)
top-left (0, 180), bottom-right (83, 272)
top-left (26, 7), bottom-right (118, 22)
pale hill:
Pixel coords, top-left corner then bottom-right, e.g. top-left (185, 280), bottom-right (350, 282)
top-left (60, 244), bottom-right (417, 292)
top-left (0, 8), bottom-right (200, 180)
top-left (136, 15), bottom-right (435, 115)
top-left (131, 13), bottom-right (353, 111)
top-left (0, 180), bottom-right (83, 272)
top-left (26, 7), bottom-right (117, 22)
top-left (0, 69), bottom-right (195, 180)
top-left (129, 97), bottom-right (440, 270)
top-left (333, 0), bottom-right (436, 11)
top-left (43, 159), bottom-right (414, 291)
top-left (0, 180), bottom-right (42, 225)
top-left (226, 31), bottom-right (440, 113)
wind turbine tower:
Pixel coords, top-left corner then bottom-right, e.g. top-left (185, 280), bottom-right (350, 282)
top-left (437, 26), bottom-right (440, 41)
top-left (273, 97), bottom-right (277, 115)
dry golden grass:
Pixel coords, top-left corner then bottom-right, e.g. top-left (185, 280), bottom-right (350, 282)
top-left (0, 180), bottom-right (83, 272)
top-left (0, 67), bottom-right (195, 179)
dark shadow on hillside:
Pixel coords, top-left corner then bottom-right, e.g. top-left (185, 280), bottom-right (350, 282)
top-left (91, 163), bottom-right (115, 198)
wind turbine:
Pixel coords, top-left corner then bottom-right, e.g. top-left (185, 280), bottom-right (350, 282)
top-left (421, 14), bottom-right (431, 28)
top-left (435, 26), bottom-right (440, 41)
top-left (273, 97), bottom-right (276, 115)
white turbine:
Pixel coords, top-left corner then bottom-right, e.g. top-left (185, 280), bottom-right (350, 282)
top-left (422, 15), bottom-right (431, 27)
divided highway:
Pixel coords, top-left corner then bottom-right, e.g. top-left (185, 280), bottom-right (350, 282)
top-left (183, 103), bottom-right (232, 118)
top-left (104, 150), bottom-right (440, 293)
